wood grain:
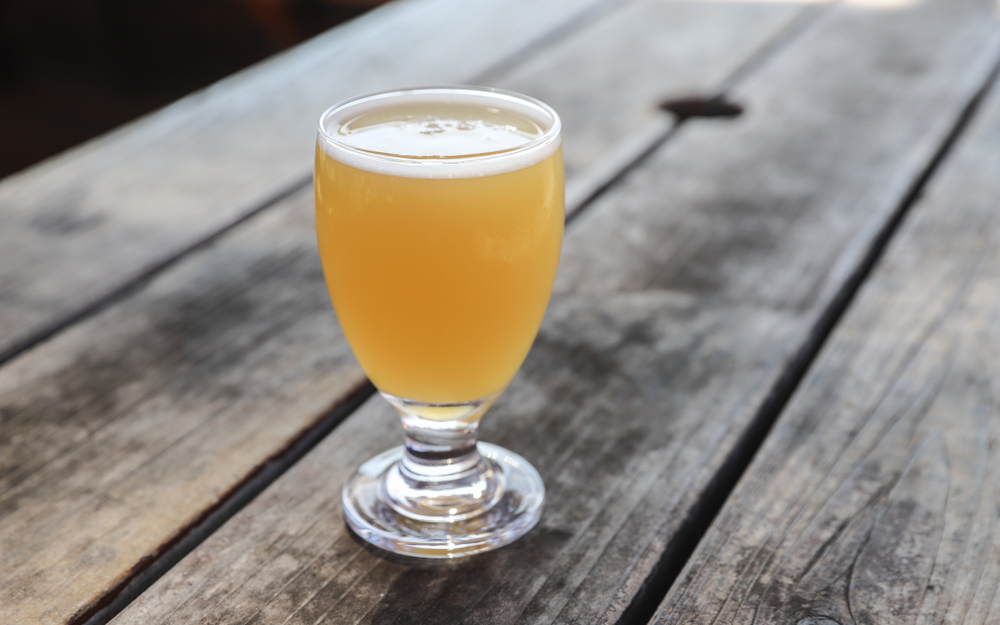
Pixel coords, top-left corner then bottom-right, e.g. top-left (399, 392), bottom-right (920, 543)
top-left (0, 194), bottom-right (366, 625)
top-left (653, 64), bottom-right (1000, 625)
top-left (0, 1), bottom-right (809, 623)
top-left (106, 1), bottom-right (1000, 624)
top-left (0, 0), bottom-right (613, 362)
top-left (489, 0), bottom-right (812, 210)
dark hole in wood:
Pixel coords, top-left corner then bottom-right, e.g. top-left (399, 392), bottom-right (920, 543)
top-left (659, 96), bottom-right (744, 121)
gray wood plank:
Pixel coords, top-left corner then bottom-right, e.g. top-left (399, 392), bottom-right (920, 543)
top-left (0, 1), bottom-right (807, 623)
top-left (106, 1), bottom-right (1000, 624)
top-left (0, 0), bottom-right (611, 363)
top-left (653, 63), bottom-right (1000, 625)
top-left (490, 0), bottom-right (815, 210)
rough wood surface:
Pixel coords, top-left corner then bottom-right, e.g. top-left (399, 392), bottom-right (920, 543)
top-left (491, 0), bottom-right (812, 211)
top-left (653, 65), bottom-right (1000, 625)
top-left (107, 1), bottom-right (1000, 624)
top-left (0, 0), bottom-right (612, 362)
top-left (0, 1), bottom-right (808, 623)
top-left (0, 194), bottom-right (365, 625)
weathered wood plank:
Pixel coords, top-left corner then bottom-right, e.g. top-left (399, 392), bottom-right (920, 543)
top-left (0, 196), bottom-right (365, 624)
top-left (0, 0), bottom-right (615, 363)
top-left (0, 1), bottom-right (808, 623)
top-left (490, 0), bottom-right (819, 210)
top-left (107, 1), bottom-right (1000, 624)
top-left (653, 64), bottom-right (1000, 625)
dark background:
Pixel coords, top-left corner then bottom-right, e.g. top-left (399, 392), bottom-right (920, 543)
top-left (0, 0), bottom-right (386, 180)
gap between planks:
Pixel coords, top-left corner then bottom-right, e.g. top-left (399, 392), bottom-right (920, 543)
top-left (70, 382), bottom-right (376, 625)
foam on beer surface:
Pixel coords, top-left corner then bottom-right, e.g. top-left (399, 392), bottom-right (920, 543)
top-left (320, 94), bottom-right (560, 179)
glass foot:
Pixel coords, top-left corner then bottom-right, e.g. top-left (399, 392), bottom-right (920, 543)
top-left (343, 442), bottom-right (544, 559)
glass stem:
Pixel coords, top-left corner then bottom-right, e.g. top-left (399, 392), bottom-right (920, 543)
top-left (381, 392), bottom-right (505, 522)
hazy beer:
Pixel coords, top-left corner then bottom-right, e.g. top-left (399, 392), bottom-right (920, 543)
top-left (315, 98), bottom-right (564, 404)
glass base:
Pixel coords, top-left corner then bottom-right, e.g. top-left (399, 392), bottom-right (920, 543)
top-left (343, 442), bottom-right (544, 559)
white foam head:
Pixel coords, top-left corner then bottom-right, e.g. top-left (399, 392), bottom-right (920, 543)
top-left (317, 87), bottom-right (562, 179)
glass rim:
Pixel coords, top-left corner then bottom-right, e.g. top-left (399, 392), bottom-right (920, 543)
top-left (316, 85), bottom-right (562, 168)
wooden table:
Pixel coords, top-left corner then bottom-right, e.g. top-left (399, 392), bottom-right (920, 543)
top-left (3, 0), bottom-right (1000, 623)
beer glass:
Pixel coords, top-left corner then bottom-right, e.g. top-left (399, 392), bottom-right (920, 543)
top-left (315, 87), bottom-right (563, 557)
